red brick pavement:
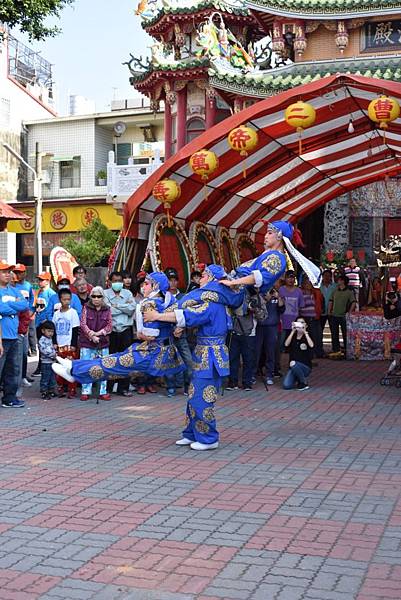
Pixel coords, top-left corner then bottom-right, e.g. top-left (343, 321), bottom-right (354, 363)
top-left (0, 360), bottom-right (400, 599)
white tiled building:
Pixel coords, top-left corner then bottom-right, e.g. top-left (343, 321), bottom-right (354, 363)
top-left (0, 28), bottom-right (56, 262)
top-left (9, 102), bottom-right (164, 265)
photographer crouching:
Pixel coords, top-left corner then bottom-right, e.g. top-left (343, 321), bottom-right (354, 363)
top-left (282, 317), bottom-right (314, 391)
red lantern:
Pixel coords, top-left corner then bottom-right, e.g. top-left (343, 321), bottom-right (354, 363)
top-left (326, 250), bottom-right (335, 263)
top-left (345, 249), bottom-right (353, 260)
top-left (357, 249), bottom-right (366, 262)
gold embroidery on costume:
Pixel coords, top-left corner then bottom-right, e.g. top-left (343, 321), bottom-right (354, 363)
top-left (187, 301), bottom-right (209, 314)
top-left (189, 405), bottom-right (196, 419)
top-left (181, 299), bottom-right (198, 309)
top-left (101, 356), bottom-right (117, 369)
top-left (240, 258), bottom-right (254, 268)
top-left (164, 302), bottom-right (178, 313)
top-left (203, 385), bottom-right (218, 403)
top-left (261, 253), bottom-right (282, 274)
top-left (195, 420), bottom-right (210, 433)
top-left (214, 345), bottom-right (229, 370)
top-left (200, 291), bottom-right (219, 303)
top-left (203, 407), bottom-right (215, 422)
top-left (119, 353), bottom-right (134, 368)
top-left (141, 300), bottom-right (157, 312)
top-left (193, 346), bottom-right (209, 371)
top-left (135, 341), bottom-right (149, 357)
top-left (89, 365), bottom-right (104, 380)
top-left (188, 383), bottom-right (195, 400)
top-left (184, 415), bottom-right (190, 427)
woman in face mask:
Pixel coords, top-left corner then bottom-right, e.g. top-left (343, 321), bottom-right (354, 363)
top-left (52, 272), bottom-right (185, 393)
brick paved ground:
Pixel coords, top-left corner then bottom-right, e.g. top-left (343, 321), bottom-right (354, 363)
top-left (0, 359), bottom-right (400, 600)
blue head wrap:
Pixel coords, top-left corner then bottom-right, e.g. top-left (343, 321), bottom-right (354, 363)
top-left (204, 264), bottom-right (227, 281)
top-left (148, 272), bottom-right (170, 294)
top-left (268, 221), bottom-right (294, 240)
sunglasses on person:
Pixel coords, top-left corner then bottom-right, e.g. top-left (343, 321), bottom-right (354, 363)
top-left (91, 294), bottom-right (103, 298)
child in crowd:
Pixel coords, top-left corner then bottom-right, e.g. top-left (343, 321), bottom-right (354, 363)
top-left (53, 289), bottom-right (80, 398)
top-left (38, 320), bottom-right (57, 399)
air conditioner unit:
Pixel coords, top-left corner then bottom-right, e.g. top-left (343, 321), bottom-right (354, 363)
top-left (41, 170), bottom-right (52, 185)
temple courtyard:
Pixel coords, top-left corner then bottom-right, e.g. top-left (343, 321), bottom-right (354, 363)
top-left (0, 359), bottom-right (400, 600)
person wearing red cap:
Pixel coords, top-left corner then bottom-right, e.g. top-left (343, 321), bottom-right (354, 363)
top-left (0, 260), bottom-right (29, 407)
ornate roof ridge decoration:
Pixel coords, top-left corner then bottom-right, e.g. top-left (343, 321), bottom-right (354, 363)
top-left (245, 0), bottom-right (401, 19)
top-left (209, 53), bottom-right (401, 96)
top-left (138, 0), bottom-right (250, 29)
top-left (128, 56), bottom-right (210, 84)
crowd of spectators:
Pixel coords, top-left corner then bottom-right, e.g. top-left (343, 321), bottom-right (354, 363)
top-left (0, 256), bottom-right (385, 407)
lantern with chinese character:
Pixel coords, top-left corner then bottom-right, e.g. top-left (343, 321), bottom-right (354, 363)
top-left (368, 95), bottom-right (400, 142)
top-left (189, 149), bottom-right (219, 181)
top-left (284, 101), bottom-right (316, 154)
top-left (227, 125), bottom-right (258, 177)
top-left (152, 178), bottom-right (181, 227)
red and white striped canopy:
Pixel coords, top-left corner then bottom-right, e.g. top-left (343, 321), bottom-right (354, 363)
top-left (124, 74), bottom-right (401, 247)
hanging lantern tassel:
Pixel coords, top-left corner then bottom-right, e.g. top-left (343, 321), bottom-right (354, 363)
top-left (240, 150), bottom-right (248, 178)
top-left (164, 202), bottom-right (172, 227)
top-left (297, 127), bottom-right (303, 155)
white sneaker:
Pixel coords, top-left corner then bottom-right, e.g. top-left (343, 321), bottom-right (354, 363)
top-left (22, 378), bottom-right (32, 387)
top-left (190, 441), bottom-right (219, 451)
top-left (266, 378), bottom-right (274, 386)
top-left (175, 438), bottom-right (193, 446)
top-left (56, 356), bottom-right (72, 370)
top-left (52, 363), bottom-right (75, 383)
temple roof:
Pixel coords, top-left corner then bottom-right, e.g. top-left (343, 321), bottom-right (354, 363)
top-left (209, 55), bottom-right (401, 98)
top-left (141, 0), bottom-right (250, 30)
top-left (123, 73), bottom-right (401, 243)
top-left (129, 57), bottom-right (209, 88)
top-left (245, 0), bottom-right (401, 19)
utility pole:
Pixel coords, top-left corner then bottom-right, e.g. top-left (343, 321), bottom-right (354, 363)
top-left (34, 142), bottom-right (43, 273)
top-left (3, 142), bottom-right (43, 273)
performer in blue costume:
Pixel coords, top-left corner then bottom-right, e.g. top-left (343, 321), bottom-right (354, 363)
top-left (52, 272), bottom-right (185, 386)
top-left (143, 264), bottom-right (244, 451)
top-left (220, 220), bottom-right (321, 292)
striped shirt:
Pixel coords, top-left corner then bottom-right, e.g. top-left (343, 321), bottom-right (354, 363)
top-left (299, 292), bottom-right (317, 318)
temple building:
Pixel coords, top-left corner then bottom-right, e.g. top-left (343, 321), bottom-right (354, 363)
top-left (126, 0), bottom-right (401, 266)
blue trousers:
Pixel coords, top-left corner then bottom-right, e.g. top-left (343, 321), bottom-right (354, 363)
top-left (80, 347), bottom-right (109, 395)
top-left (283, 361), bottom-right (311, 389)
top-left (182, 371), bottom-right (221, 444)
top-left (40, 363), bottom-right (56, 392)
top-left (229, 334), bottom-right (256, 387)
top-left (254, 324), bottom-right (279, 379)
top-left (0, 338), bottom-right (21, 404)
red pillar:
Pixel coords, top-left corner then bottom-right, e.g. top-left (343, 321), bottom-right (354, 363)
top-left (176, 86), bottom-right (187, 151)
top-left (205, 91), bottom-right (217, 129)
top-left (164, 100), bottom-right (172, 160)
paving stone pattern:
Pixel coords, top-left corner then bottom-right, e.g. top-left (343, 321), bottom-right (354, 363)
top-left (0, 360), bottom-right (400, 599)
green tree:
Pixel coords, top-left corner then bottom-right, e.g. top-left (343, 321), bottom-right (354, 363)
top-left (1, 0), bottom-right (74, 41)
top-left (62, 218), bottom-right (118, 267)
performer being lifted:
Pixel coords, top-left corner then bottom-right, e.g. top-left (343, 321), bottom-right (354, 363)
top-left (221, 220), bottom-right (321, 292)
top-left (52, 272), bottom-right (185, 387)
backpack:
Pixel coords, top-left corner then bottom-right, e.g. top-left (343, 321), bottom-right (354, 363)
top-left (249, 292), bottom-right (268, 323)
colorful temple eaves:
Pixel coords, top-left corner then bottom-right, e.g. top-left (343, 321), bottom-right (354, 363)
top-left (141, 0), bottom-right (251, 30)
top-left (209, 55), bottom-right (401, 96)
top-left (245, 0), bottom-right (401, 18)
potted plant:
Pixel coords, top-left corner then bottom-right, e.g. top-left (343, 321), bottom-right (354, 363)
top-left (97, 169), bottom-right (107, 186)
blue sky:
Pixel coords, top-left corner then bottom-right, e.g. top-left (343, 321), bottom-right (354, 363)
top-left (20, 0), bottom-right (150, 114)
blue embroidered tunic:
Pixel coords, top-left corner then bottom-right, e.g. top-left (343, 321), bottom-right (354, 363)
top-left (235, 250), bottom-right (287, 293)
